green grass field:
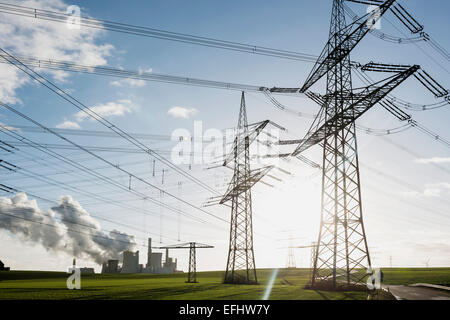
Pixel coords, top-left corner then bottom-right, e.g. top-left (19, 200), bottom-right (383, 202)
top-left (0, 268), bottom-right (449, 300)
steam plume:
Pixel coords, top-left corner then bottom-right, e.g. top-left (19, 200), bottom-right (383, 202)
top-left (0, 193), bottom-right (135, 264)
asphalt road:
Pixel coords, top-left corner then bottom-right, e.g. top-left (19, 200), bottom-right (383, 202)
top-left (388, 285), bottom-right (450, 300)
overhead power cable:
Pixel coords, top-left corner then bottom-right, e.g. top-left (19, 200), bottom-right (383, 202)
top-left (0, 54), bottom-right (313, 119)
top-left (409, 120), bottom-right (450, 149)
top-left (352, 68), bottom-right (450, 145)
top-left (356, 122), bottom-right (412, 136)
top-left (1, 3), bottom-right (448, 135)
top-left (0, 54), bottom-right (270, 94)
top-left (354, 68), bottom-right (449, 111)
top-left (0, 121), bottom-right (225, 226)
top-left (344, 3), bottom-right (423, 44)
top-left (2, 53), bottom-right (443, 118)
top-left (379, 136), bottom-right (450, 176)
top-left (1, 2), bottom-right (447, 109)
top-left (345, 1), bottom-right (450, 62)
top-left (0, 2), bottom-right (320, 63)
top-left (1, 141), bottom-right (194, 156)
top-left (0, 47), bottom-right (220, 197)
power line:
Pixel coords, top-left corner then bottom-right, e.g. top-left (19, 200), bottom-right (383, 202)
top-left (346, 1), bottom-right (450, 61)
top-left (0, 54), bottom-right (271, 94)
top-left (352, 68), bottom-right (450, 148)
top-left (1, 1), bottom-right (447, 112)
top-left (410, 120), bottom-right (450, 149)
top-left (0, 2), bottom-right (322, 63)
top-left (0, 122), bottom-right (225, 226)
top-left (0, 48), bottom-right (220, 196)
top-left (3, 53), bottom-right (445, 118)
top-left (379, 135), bottom-right (450, 176)
top-left (356, 122), bottom-right (413, 136)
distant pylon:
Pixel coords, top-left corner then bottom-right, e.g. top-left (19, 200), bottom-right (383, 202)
top-left (224, 92), bottom-right (257, 284)
top-left (286, 249), bottom-right (296, 269)
top-left (286, 236), bottom-right (296, 269)
top-left (187, 242), bottom-right (197, 283)
top-left (154, 242), bottom-right (213, 283)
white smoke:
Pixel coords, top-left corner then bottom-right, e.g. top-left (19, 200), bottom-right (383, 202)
top-left (0, 193), bottom-right (135, 264)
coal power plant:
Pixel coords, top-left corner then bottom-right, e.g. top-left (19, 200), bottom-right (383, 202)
top-left (102, 238), bottom-right (179, 274)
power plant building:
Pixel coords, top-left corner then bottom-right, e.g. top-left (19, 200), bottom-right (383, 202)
top-left (80, 267), bottom-right (95, 274)
top-left (101, 259), bottom-right (120, 273)
top-left (121, 250), bottom-right (141, 273)
top-left (102, 238), bottom-right (179, 274)
top-left (72, 258), bottom-right (95, 274)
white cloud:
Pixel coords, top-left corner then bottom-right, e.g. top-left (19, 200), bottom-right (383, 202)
top-left (110, 78), bottom-right (146, 88)
top-left (55, 120), bottom-right (81, 129)
top-left (415, 157), bottom-right (450, 164)
top-left (0, 65), bottom-right (29, 104)
top-left (109, 68), bottom-right (151, 87)
top-left (402, 182), bottom-right (450, 198)
top-left (0, 122), bottom-right (20, 131)
top-left (0, 0), bottom-right (114, 103)
top-left (74, 99), bottom-right (133, 121)
top-left (168, 106), bottom-right (198, 119)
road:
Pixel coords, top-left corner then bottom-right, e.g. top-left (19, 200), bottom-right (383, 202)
top-left (388, 285), bottom-right (450, 300)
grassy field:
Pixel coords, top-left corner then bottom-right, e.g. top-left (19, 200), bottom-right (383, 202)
top-left (0, 268), bottom-right (448, 300)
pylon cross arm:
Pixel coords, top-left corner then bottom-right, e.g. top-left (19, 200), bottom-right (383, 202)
top-left (299, 0), bottom-right (396, 93)
top-left (292, 65), bottom-right (419, 156)
top-left (219, 166), bottom-right (273, 204)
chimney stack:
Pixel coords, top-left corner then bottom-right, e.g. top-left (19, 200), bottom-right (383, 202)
top-left (146, 238), bottom-right (152, 268)
top-left (165, 248), bottom-right (169, 264)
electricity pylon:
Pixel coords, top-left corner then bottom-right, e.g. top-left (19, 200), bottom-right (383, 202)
top-left (270, 0), bottom-right (419, 288)
top-left (286, 236), bottom-right (296, 269)
top-left (188, 243), bottom-right (197, 282)
top-left (155, 242), bottom-right (213, 283)
top-left (310, 0), bottom-right (372, 289)
top-left (220, 92), bottom-right (274, 284)
top-left (298, 0), bottom-right (417, 288)
top-left (204, 92), bottom-right (283, 284)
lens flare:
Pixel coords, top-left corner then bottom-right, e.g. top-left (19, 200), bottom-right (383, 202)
top-left (262, 268), bottom-right (279, 300)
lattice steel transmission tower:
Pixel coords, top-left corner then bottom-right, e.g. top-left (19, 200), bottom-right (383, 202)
top-left (267, 0), bottom-right (419, 288)
top-left (218, 92), bottom-right (277, 284)
top-left (310, 0), bottom-right (372, 288)
top-left (298, 0), bottom-right (420, 288)
top-left (187, 243), bottom-right (197, 283)
top-left (224, 92), bottom-right (257, 284)
top-left (204, 92), bottom-right (281, 284)
top-left (286, 236), bottom-right (296, 269)
top-left (155, 242), bottom-right (213, 283)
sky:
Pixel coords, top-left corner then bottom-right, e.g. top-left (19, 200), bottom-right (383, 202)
top-left (0, 0), bottom-right (449, 273)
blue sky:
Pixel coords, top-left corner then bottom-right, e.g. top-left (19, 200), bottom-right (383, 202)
top-left (0, 0), bottom-right (449, 273)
